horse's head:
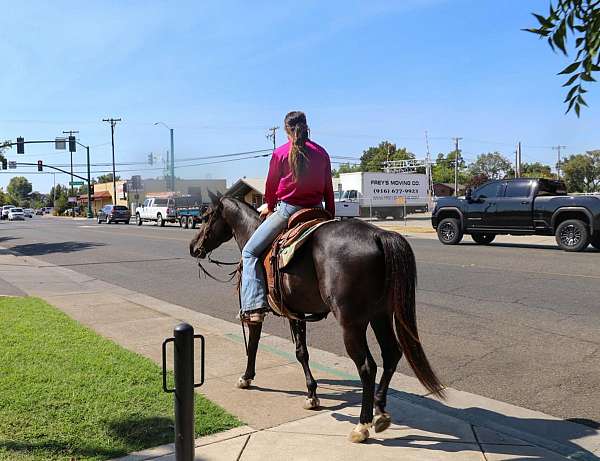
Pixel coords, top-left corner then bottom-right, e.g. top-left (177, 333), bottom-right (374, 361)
top-left (189, 191), bottom-right (233, 258)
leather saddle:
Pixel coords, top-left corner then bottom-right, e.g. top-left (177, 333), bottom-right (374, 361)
top-left (263, 208), bottom-right (332, 321)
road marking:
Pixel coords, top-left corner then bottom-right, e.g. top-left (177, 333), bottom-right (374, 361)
top-left (77, 226), bottom-right (192, 242)
top-left (421, 260), bottom-right (600, 280)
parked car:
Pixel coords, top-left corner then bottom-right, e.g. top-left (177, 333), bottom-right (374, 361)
top-left (97, 204), bottom-right (131, 224)
top-left (8, 207), bottom-right (25, 221)
top-left (23, 208), bottom-right (34, 218)
top-left (1, 205), bottom-right (15, 220)
top-left (432, 178), bottom-right (600, 252)
top-left (35, 209), bottom-right (44, 215)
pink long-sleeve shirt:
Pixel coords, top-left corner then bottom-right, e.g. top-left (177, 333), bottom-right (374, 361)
top-left (265, 140), bottom-right (335, 217)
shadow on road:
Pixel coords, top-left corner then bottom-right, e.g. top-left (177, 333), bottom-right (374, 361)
top-left (461, 241), bottom-right (600, 252)
top-left (1, 241), bottom-right (105, 256)
top-left (0, 236), bottom-right (20, 243)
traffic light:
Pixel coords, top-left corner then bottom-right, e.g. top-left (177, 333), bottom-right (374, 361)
top-left (16, 137), bottom-right (25, 154)
top-left (148, 154), bottom-right (153, 165)
top-left (123, 182), bottom-right (128, 193)
top-left (89, 184), bottom-right (94, 196)
top-left (37, 160), bottom-right (43, 171)
top-left (1, 158), bottom-right (6, 170)
top-left (68, 135), bottom-right (76, 153)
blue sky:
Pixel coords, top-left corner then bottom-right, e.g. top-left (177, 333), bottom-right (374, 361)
top-left (1, 0), bottom-right (598, 193)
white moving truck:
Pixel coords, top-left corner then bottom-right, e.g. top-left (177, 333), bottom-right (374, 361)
top-left (337, 172), bottom-right (429, 219)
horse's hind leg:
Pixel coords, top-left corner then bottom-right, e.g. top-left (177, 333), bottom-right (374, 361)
top-left (370, 313), bottom-right (402, 433)
top-left (290, 319), bottom-right (320, 410)
top-left (237, 322), bottom-right (262, 389)
top-left (343, 322), bottom-right (377, 443)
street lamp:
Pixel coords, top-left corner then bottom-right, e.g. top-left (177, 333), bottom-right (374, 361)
top-left (154, 122), bottom-right (175, 192)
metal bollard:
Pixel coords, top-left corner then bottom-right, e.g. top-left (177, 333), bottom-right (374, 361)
top-left (162, 323), bottom-right (205, 461)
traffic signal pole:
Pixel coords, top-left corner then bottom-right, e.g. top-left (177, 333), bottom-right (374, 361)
top-left (86, 145), bottom-right (92, 218)
top-left (6, 137), bottom-right (93, 218)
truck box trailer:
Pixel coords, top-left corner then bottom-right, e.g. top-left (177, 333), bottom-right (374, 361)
top-left (337, 172), bottom-right (429, 219)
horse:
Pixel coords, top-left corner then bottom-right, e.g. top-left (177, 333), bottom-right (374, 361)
top-left (189, 192), bottom-right (444, 443)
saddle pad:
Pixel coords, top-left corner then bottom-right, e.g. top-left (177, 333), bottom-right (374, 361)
top-left (278, 220), bottom-right (331, 269)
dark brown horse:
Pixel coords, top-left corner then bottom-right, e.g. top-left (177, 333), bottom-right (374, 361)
top-left (190, 193), bottom-right (444, 442)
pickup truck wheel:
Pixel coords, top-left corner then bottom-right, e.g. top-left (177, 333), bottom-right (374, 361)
top-left (157, 214), bottom-right (165, 227)
top-left (187, 216), bottom-right (194, 229)
top-left (179, 217), bottom-right (184, 228)
top-left (97, 217), bottom-right (102, 224)
top-left (136, 213), bottom-right (142, 226)
top-left (471, 233), bottom-right (495, 245)
top-left (555, 219), bottom-right (589, 252)
top-left (437, 218), bottom-right (463, 245)
top-left (183, 216), bottom-right (189, 229)
top-left (590, 234), bottom-right (600, 250)
top-left (190, 217), bottom-right (197, 229)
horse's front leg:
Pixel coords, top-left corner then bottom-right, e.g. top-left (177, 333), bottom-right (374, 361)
top-left (290, 319), bottom-right (320, 409)
top-left (236, 322), bottom-right (262, 389)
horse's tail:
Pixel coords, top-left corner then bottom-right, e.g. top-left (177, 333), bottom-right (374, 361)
top-left (377, 230), bottom-right (445, 399)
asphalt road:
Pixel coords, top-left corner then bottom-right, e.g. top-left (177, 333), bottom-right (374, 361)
top-left (1, 216), bottom-right (599, 426)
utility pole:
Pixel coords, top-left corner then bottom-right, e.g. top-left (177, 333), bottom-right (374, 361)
top-left (169, 128), bottom-right (175, 192)
top-left (552, 145), bottom-right (566, 179)
top-left (103, 118), bottom-right (122, 204)
top-left (516, 142), bottom-right (522, 178)
top-left (63, 130), bottom-right (79, 217)
top-left (452, 137), bottom-right (462, 196)
top-left (266, 126), bottom-right (279, 150)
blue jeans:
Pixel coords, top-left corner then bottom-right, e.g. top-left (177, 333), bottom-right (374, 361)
top-left (240, 202), bottom-right (304, 312)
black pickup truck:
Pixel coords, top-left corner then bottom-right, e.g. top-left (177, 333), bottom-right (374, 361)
top-left (431, 178), bottom-right (600, 252)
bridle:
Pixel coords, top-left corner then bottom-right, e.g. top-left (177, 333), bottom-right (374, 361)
top-left (195, 207), bottom-right (241, 283)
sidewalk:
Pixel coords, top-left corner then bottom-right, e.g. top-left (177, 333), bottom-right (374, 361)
top-left (0, 246), bottom-right (597, 460)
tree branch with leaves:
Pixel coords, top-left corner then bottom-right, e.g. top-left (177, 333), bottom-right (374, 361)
top-left (526, 0), bottom-right (599, 116)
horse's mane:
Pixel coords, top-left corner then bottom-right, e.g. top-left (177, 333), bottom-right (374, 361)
top-left (221, 196), bottom-right (261, 232)
top-left (224, 196), bottom-right (259, 215)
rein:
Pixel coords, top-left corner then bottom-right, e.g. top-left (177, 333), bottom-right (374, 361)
top-left (197, 253), bottom-right (240, 283)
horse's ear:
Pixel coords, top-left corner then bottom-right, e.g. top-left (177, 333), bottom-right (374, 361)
top-left (216, 191), bottom-right (223, 199)
top-left (207, 190), bottom-right (219, 206)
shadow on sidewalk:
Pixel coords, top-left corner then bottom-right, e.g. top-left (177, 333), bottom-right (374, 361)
top-left (1, 241), bottom-right (105, 256)
top-left (317, 381), bottom-right (600, 461)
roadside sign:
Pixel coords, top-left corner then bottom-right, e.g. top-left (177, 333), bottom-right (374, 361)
top-left (69, 181), bottom-right (84, 186)
top-left (68, 196), bottom-right (77, 203)
top-left (8, 161), bottom-right (17, 169)
top-left (55, 137), bottom-right (66, 150)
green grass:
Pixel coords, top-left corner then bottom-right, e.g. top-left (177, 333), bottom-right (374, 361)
top-left (0, 297), bottom-right (241, 461)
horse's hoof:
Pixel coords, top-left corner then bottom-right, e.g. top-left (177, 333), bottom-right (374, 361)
top-left (302, 396), bottom-right (320, 410)
top-left (236, 376), bottom-right (252, 389)
top-left (349, 423), bottom-right (370, 443)
top-left (373, 412), bottom-right (391, 433)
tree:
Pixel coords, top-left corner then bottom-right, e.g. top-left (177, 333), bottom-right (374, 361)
top-left (96, 173), bottom-right (120, 183)
top-left (332, 163), bottom-right (361, 177)
top-left (0, 188), bottom-right (6, 207)
top-left (7, 176), bottom-right (32, 206)
top-left (432, 151), bottom-right (469, 184)
top-left (520, 162), bottom-right (554, 178)
top-left (526, 1), bottom-right (599, 115)
top-left (469, 152), bottom-right (513, 180)
top-left (562, 150), bottom-right (600, 192)
top-left (359, 141), bottom-right (414, 172)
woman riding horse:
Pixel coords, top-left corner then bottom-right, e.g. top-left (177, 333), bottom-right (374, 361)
top-left (190, 111), bottom-right (444, 443)
top-left (239, 111), bottom-right (335, 324)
